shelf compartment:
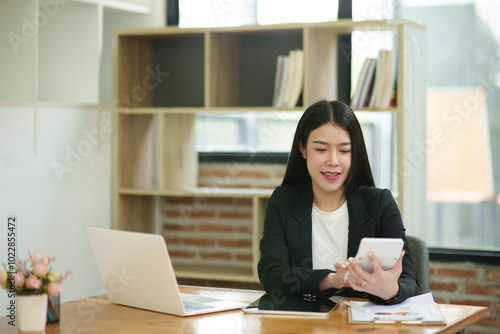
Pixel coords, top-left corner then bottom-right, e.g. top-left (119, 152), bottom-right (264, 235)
top-left (115, 195), bottom-right (155, 232)
top-left (117, 114), bottom-right (158, 189)
top-left (102, 8), bottom-right (154, 105)
top-left (303, 27), bottom-right (338, 106)
top-left (208, 29), bottom-right (303, 108)
top-left (161, 114), bottom-right (198, 190)
top-left (152, 34), bottom-right (205, 107)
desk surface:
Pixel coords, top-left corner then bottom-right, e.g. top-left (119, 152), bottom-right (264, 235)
top-left (0, 286), bottom-right (488, 334)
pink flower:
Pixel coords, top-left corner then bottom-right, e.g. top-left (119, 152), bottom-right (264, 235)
top-left (26, 275), bottom-right (42, 290)
top-left (0, 271), bottom-right (7, 289)
top-left (47, 282), bottom-right (61, 296)
top-left (29, 252), bottom-right (43, 265)
top-left (33, 263), bottom-right (47, 276)
top-left (14, 272), bottom-right (24, 287)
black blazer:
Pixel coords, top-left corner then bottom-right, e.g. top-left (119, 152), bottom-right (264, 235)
top-left (257, 182), bottom-right (419, 304)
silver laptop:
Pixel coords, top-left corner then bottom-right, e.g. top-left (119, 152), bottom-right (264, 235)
top-left (87, 227), bottom-right (248, 316)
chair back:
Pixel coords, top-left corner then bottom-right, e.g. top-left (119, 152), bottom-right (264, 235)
top-left (407, 235), bottom-right (430, 294)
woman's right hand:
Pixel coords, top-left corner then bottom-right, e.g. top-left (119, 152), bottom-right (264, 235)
top-left (319, 262), bottom-right (350, 291)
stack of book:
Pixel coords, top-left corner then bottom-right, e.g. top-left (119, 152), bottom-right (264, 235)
top-left (350, 49), bottom-right (397, 110)
top-left (272, 49), bottom-right (304, 109)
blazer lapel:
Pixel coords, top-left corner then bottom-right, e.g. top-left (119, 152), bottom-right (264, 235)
top-left (346, 189), bottom-right (370, 257)
top-left (288, 183), bottom-right (314, 268)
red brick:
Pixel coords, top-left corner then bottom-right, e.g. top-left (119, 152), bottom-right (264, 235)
top-left (164, 223), bottom-right (195, 231)
top-left (430, 282), bottom-right (457, 291)
top-left (236, 171), bottom-right (269, 179)
top-left (199, 224), bottom-right (232, 232)
top-left (200, 170), bottom-right (231, 178)
top-left (466, 285), bottom-right (500, 296)
top-left (429, 267), bottom-right (435, 275)
top-left (165, 210), bottom-right (180, 218)
top-left (184, 238), bottom-right (215, 246)
top-left (168, 250), bottom-right (195, 258)
top-left (166, 197), bottom-right (197, 205)
top-left (237, 198), bottom-right (253, 206)
top-left (478, 317), bottom-right (500, 327)
top-left (208, 197), bottom-right (234, 205)
top-left (220, 212), bottom-right (253, 219)
top-left (235, 226), bottom-right (252, 234)
top-left (236, 254), bottom-right (253, 261)
top-left (200, 252), bottom-right (232, 260)
top-left (494, 303), bottom-right (500, 313)
top-left (219, 239), bottom-right (252, 248)
top-left (182, 210), bottom-right (216, 218)
top-left (437, 268), bottom-right (476, 278)
top-left (449, 299), bottom-right (491, 307)
top-left (164, 237), bottom-right (180, 245)
top-left (486, 271), bottom-right (500, 281)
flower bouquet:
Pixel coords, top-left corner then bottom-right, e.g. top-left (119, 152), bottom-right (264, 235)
top-left (0, 252), bottom-right (71, 332)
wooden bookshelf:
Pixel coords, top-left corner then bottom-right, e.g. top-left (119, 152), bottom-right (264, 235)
top-left (113, 19), bottom-right (426, 283)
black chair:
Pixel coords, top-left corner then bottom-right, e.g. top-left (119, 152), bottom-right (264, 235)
top-left (407, 235), bottom-right (430, 294)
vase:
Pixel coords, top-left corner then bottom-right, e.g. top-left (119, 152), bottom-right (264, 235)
top-left (16, 293), bottom-right (48, 332)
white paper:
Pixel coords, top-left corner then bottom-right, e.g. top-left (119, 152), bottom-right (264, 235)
top-left (349, 292), bottom-right (445, 323)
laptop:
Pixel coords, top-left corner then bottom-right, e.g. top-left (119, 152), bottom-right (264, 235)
top-left (87, 227), bottom-right (248, 316)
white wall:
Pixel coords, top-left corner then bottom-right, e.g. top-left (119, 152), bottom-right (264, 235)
top-left (0, 106), bottom-right (112, 316)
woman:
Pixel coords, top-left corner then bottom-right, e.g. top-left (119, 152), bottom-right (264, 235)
top-left (258, 100), bottom-right (419, 304)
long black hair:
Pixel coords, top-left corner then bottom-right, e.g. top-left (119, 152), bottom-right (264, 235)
top-left (282, 100), bottom-right (375, 194)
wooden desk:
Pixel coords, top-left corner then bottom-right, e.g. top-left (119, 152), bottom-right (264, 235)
top-left (0, 286), bottom-right (488, 334)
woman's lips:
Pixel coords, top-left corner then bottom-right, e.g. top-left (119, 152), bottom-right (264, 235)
top-left (321, 171), bottom-right (341, 181)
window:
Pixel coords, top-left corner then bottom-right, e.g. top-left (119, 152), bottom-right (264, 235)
top-left (393, 0), bottom-right (500, 251)
top-left (196, 112), bottom-right (395, 191)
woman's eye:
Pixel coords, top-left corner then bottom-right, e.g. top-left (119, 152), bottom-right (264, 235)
top-left (315, 148), bottom-right (326, 152)
top-left (340, 150), bottom-right (351, 154)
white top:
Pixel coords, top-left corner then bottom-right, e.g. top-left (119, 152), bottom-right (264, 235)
top-left (311, 201), bottom-right (349, 270)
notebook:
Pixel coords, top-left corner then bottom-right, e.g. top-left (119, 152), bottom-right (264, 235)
top-left (87, 227), bottom-right (248, 316)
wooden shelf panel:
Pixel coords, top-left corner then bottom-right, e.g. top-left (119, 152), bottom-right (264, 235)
top-left (117, 114), bottom-right (158, 188)
top-left (114, 19), bottom-right (424, 37)
top-left (115, 106), bottom-right (305, 114)
top-left (173, 264), bottom-right (257, 282)
top-left (118, 187), bottom-right (273, 198)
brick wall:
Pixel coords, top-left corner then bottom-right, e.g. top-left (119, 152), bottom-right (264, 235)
top-left (162, 162), bottom-right (284, 269)
top-left (430, 261), bottom-right (500, 334)
top-left (162, 196), bottom-right (254, 269)
top-left (166, 162), bottom-right (499, 333)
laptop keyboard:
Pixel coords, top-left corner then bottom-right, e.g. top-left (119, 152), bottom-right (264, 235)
top-left (183, 301), bottom-right (215, 312)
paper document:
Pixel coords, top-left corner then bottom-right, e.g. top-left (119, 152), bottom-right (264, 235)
top-left (348, 292), bottom-right (446, 324)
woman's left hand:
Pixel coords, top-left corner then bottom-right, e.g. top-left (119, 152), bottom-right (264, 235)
top-left (344, 250), bottom-right (404, 301)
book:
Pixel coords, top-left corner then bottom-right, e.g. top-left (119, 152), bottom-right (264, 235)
top-left (368, 50), bottom-right (385, 109)
top-left (273, 55), bottom-right (290, 108)
top-left (350, 57), bottom-right (372, 108)
top-left (356, 58), bottom-right (377, 108)
top-left (272, 55), bottom-right (286, 107)
top-left (378, 50), bottom-right (397, 109)
top-left (285, 49), bottom-right (304, 109)
top-left (389, 51), bottom-right (399, 107)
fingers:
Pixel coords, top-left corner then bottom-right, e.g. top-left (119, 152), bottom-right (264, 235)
top-left (344, 258), bottom-right (368, 289)
top-left (368, 252), bottom-right (382, 272)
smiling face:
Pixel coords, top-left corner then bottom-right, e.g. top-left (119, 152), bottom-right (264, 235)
top-left (300, 123), bottom-right (352, 205)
